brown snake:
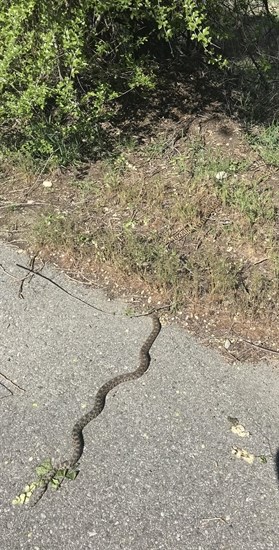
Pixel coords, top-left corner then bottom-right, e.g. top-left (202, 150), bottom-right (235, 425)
top-left (30, 313), bottom-right (161, 505)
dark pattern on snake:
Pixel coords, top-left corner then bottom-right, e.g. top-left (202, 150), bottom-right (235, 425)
top-left (31, 313), bottom-right (161, 505)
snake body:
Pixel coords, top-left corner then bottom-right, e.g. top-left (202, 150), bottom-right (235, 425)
top-left (32, 313), bottom-right (161, 504)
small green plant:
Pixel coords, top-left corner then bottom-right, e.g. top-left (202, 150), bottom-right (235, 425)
top-left (248, 123), bottom-right (279, 166)
top-left (12, 458), bottom-right (78, 506)
top-left (213, 175), bottom-right (275, 224)
top-left (34, 212), bottom-right (74, 247)
top-left (188, 140), bottom-right (249, 180)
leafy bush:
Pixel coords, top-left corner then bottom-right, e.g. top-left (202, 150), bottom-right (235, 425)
top-left (0, 0), bottom-right (219, 163)
top-left (0, 0), bottom-right (274, 163)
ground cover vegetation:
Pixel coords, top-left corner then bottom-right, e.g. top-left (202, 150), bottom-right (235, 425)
top-left (0, 0), bottom-right (279, 359)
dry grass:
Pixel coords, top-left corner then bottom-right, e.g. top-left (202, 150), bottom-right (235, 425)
top-left (1, 115), bottom-right (279, 361)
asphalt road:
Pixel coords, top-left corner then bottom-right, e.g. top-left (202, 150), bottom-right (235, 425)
top-left (1, 243), bottom-right (279, 550)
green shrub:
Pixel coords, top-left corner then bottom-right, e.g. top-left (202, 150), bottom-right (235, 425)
top-left (0, 0), bottom-right (218, 163)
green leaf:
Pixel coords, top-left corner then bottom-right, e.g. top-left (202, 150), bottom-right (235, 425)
top-left (65, 469), bottom-right (78, 481)
top-left (36, 458), bottom-right (53, 477)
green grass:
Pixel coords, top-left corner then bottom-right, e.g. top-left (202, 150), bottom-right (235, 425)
top-left (248, 123), bottom-right (279, 166)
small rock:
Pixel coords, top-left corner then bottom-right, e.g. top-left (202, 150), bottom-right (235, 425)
top-left (224, 339), bottom-right (231, 350)
top-left (215, 171), bottom-right (228, 181)
top-left (42, 180), bottom-right (53, 188)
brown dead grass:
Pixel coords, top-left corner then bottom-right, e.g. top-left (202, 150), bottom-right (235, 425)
top-left (1, 113), bottom-right (279, 363)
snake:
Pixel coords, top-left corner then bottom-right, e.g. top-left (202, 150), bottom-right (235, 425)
top-left (30, 313), bottom-right (161, 505)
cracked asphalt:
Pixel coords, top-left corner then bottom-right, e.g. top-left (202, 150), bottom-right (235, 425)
top-left (1, 242), bottom-right (279, 550)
